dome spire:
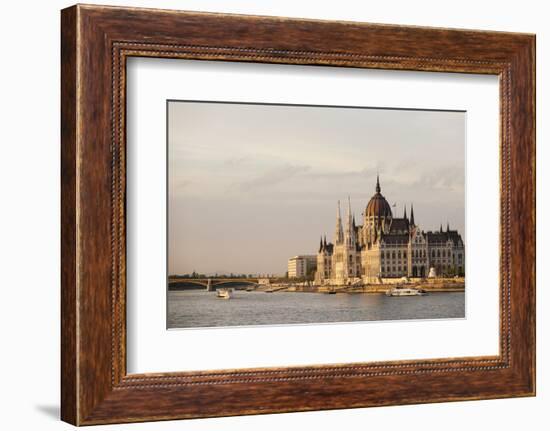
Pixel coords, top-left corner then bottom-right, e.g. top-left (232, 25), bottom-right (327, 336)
top-left (376, 173), bottom-right (381, 193)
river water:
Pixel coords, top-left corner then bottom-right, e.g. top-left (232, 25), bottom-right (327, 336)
top-left (167, 290), bottom-right (465, 329)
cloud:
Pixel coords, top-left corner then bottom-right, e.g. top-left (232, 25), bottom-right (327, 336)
top-left (171, 179), bottom-right (192, 193)
top-left (410, 166), bottom-right (465, 193)
top-left (305, 166), bottom-right (377, 181)
top-left (236, 164), bottom-right (311, 191)
top-left (223, 156), bottom-right (250, 166)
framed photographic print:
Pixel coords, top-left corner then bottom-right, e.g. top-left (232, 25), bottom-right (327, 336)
top-left (61, 4), bottom-right (535, 425)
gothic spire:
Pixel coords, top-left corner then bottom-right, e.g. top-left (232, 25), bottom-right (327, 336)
top-left (440, 223), bottom-right (443, 233)
top-left (376, 173), bottom-right (381, 193)
top-left (410, 203), bottom-right (415, 226)
top-left (447, 222), bottom-right (450, 232)
top-left (344, 196), bottom-right (355, 247)
top-left (319, 236), bottom-right (323, 252)
top-left (403, 204), bottom-right (407, 220)
top-left (335, 200), bottom-right (344, 244)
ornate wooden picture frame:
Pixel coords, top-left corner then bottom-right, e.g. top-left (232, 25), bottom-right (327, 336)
top-left (61, 4), bottom-right (535, 425)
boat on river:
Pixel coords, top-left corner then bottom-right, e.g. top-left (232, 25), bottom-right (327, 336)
top-left (385, 286), bottom-right (427, 297)
top-left (216, 288), bottom-right (233, 299)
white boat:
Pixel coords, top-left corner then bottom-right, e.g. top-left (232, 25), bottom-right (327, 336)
top-left (385, 286), bottom-right (427, 297)
top-left (216, 288), bottom-right (233, 299)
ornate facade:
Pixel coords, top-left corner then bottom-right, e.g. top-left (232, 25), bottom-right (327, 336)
top-left (315, 176), bottom-right (465, 285)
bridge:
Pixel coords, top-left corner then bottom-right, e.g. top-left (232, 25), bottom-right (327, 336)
top-left (168, 277), bottom-right (267, 291)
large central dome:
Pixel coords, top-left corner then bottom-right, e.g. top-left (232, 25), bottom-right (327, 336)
top-left (365, 176), bottom-right (392, 218)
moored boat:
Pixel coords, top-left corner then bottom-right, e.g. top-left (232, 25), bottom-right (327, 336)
top-left (385, 286), bottom-right (427, 297)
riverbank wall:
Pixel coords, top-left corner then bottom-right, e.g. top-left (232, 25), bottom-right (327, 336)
top-left (258, 280), bottom-right (465, 294)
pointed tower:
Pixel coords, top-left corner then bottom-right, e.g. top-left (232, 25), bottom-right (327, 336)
top-left (319, 236), bottom-right (323, 252)
top-left (410, 203), bottom-right (415, 226)
top-left (376, 173), bottom-right (381, 193)
top-left (447, 222), bottom-right (450, 232)
top-left (344, 196), bottom-right (355, 248)
top-left (403, 204), bottom-right (408, 220)
top-left (334, 200), bottom-right (344, 244)
top-left (352, 214), bottom-right (357, 241)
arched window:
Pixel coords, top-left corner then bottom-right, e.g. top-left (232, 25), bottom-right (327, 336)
top-left (437, 250), bottom-right (440, 257)
top-left (431, 250), bottom-right (435, 258)
top-left (392, 251), bottom-right (396, 259)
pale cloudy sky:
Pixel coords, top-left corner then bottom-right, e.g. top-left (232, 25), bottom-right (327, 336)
top-left (168, 101), bottom-right (465, 276)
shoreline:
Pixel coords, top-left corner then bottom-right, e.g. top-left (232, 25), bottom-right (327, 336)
top-left (258, 285), bottom-right (465, 294)
top-left (169, 284), bottom-right (465, 294)
top-left (168, 277), bottom-right (465, 294)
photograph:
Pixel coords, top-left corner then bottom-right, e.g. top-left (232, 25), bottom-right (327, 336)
top-left (167, 101), bottom-right (466, 329)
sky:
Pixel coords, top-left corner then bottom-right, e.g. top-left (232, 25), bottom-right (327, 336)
top-left (168, 101), bottom-right (465, 276)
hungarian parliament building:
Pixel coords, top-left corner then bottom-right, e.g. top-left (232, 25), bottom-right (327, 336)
top-left (314, 176), bottom-right (465, 285)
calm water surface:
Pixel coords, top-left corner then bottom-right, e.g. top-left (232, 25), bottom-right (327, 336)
top-left (167, 290), bottom-right (465, 329)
